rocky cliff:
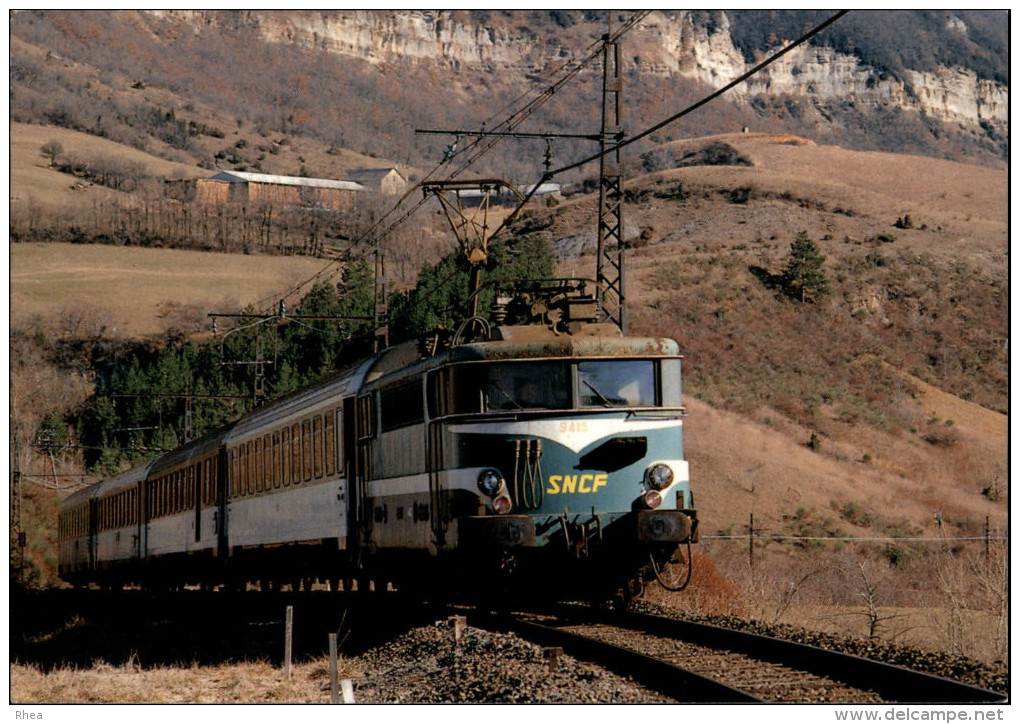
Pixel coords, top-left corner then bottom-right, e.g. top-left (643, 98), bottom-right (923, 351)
top-left (145, 9), bottom-right (1007, 135)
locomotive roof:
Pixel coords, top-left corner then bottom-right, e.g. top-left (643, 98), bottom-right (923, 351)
top-left (361, 325), bottom-right (681, 388)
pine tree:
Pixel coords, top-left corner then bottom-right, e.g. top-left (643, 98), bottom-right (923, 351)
top-left (781, 231), bottom-right (829, 302)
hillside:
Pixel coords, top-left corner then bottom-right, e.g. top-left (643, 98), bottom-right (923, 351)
top-left (9, 9), bottom-right (1009, 183)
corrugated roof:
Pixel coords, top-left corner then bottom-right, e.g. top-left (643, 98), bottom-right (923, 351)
top-left (209, 170), bottom-right (365, 191)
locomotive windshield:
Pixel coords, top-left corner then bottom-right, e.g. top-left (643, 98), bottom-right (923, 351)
top-left (428, 359), bottom-right (670, 417)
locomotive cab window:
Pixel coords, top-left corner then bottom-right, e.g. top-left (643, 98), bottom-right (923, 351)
top-left (576, 360), bottom-right (658, 408)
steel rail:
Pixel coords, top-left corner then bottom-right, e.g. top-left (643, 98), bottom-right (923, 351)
top-left (598, 608), bottom-right (1006, 704)
top-left (469, 610), bottom-right (761, 703)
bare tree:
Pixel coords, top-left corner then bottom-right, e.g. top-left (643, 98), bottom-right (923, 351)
top-left (40, 140), bottom-right (63, 167)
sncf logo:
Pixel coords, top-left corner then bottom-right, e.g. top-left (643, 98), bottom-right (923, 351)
top-left (546, 474), bottom-right (609, 495)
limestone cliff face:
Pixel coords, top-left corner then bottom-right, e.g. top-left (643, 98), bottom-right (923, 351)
top-left (145, 9), bottom-right (1007, 131)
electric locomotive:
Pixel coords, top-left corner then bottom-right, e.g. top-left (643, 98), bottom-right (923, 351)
top-left (57, 278), bottom-right (697, 602)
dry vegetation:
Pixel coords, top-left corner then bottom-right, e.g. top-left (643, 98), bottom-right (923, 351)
top-left (11, 657), bottom-right (357, 704)
top-left (11, 243), bottom-right (336, 338)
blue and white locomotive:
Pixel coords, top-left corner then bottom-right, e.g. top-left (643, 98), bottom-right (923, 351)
top-left (58, 280), bottom-right (698, 602)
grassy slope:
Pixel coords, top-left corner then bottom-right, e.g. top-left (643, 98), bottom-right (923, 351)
top-left (10, 122), bottom-right (206, 211)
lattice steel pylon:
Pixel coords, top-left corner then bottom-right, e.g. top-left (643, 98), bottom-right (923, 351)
top-left (596, 28), bottom-right (626, 334)
top-left (374, 243), bottom-right (389, 352)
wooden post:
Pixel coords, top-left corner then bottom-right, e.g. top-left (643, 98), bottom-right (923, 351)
top-left (284, 605), bottom-right (293, 680)
top-left (543, 647), bottom-right (562, 672)
top-left (748, 512), bottom-right (754, 569)
top-left (449, 615), bottom-right (466, 642)
top-left (329, 632), bottom-right (339, 704)
top-left (985, 516), bottom-right (990, 560)
top-left (341, 678), bottom-right (355, 703)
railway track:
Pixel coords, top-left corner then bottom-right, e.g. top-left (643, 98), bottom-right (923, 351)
top-left (470, 605), bottom-right (1006, 704)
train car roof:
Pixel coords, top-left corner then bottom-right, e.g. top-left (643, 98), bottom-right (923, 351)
top-left (148, 422), bottom-right (233, 477)
top-left (60, 458), bottom-right (157, 508)
top-left (224, 356), bottom-right (374, 443)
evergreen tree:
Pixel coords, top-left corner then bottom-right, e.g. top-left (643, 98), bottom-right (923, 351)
top-left (781, 231), bottom-right (829, 302)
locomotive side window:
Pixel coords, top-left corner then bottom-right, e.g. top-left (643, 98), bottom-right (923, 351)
top-left (357, 395), bottom-right (377, 441)
top-left (577, 360), bottom-right (657, 408)
top-left (380, 378), bottom-right (425, 431)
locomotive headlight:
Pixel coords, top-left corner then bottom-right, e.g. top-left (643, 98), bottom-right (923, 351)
top-left (492, 495), bottom-right (513, 514)
top-left (642, 490), bottom-right (663, 509)
top-left (477, 468), bottom-right (504, 497)
top-left (646, 463), bottom-right (674, 491)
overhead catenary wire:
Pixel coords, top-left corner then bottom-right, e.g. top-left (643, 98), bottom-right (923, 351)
top-left (485, 9), bottom-right (852, 245)
top-left (549, 9), bottom-right (850, 179)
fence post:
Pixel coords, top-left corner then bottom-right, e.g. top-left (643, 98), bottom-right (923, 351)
top-left (284, 605), bottom-right (293, 681)
top-left (748, 512), bottom-right (754, 568)
top-left (985, 516), bottom-right (990, 560)
top-left (329, 632), bottom-right (339, 704)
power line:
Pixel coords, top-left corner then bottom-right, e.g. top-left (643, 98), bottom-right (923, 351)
top-left (549, 10), bottom-right (851, 178)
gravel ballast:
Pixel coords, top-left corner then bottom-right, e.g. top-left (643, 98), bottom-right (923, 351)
top-left (348, 619), bottom-right (675, 703)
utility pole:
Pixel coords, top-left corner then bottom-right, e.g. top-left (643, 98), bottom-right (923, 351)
top-left (416, 15), bottom-right (631, 335)
top-left (595, 17), bottom-right (626, 333)
top-left (374, 243), bottom-right (389, 353)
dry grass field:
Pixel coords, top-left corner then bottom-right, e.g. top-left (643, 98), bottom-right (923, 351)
top-left (11, 243), bottom-right (334, 337)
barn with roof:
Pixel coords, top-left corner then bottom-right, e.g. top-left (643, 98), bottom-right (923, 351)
top-left (344, 167), bottom-right (407, 196)
top-left (172, 170), bottom-right (365, 211)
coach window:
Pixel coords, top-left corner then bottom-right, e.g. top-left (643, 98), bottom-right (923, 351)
top-left (291, 423), bottom-right (302, 484)
top-left (325, 412), bottom-right (337, 477)
top-left (302, 419), bottom-right (313, 481)
top-left (272, 432), bottom-right (281, 489)
top-left (265, 436), bottom-right (273, 493)
top-left (313, 416), bottom-right (324, 479)
top-left (265, 433), bottom-right (274, 487)
top-left (282, 428), bottom-right (292, 485)
top-left (246, 441), bottom-right (255, 495)
top-left (255, 438), bottom-right (265, 492)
